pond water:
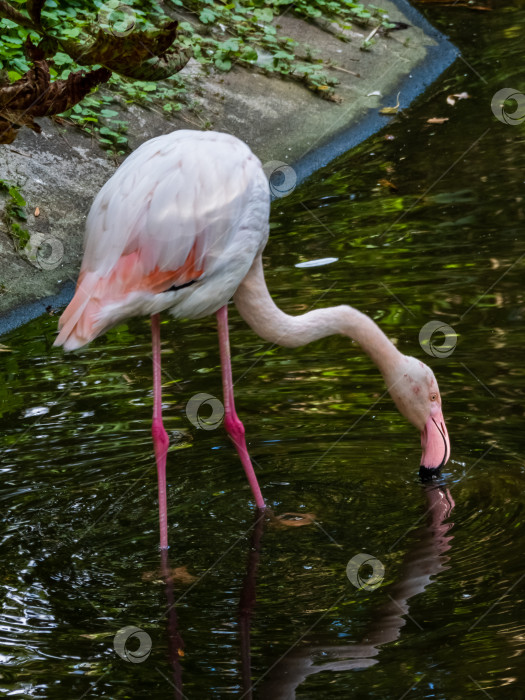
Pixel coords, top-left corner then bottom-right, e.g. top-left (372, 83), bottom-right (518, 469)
top-left (2, 3), bottom-right (525, 698)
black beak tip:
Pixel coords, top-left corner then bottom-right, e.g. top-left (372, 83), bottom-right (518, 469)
top-left (419, 464), bottom-right (441, 482)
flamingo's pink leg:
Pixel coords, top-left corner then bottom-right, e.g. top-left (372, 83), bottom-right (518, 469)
top-left (216, 305), bottom-right (266, 510)
top-left (151, 313), bottom-right (169, 549)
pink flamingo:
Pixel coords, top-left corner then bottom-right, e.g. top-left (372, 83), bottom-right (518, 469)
top-left (54, 130), bottom-right (450, 549)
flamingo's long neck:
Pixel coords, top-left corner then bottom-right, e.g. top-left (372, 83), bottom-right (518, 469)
top-left (234, 256), bottom-right (403, 380)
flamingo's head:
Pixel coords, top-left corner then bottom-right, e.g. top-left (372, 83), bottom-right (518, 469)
top-left (386, 356), bottom-right (450, 479)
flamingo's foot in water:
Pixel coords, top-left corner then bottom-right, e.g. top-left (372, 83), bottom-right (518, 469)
top-left (419, 465), bottom-right (442, 482)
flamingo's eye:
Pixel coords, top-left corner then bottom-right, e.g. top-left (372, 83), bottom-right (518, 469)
top-left (430, 393), bottom-right (437, 401)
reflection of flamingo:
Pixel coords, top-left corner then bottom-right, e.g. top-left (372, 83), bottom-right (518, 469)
top-left (239, 512), bottom-right (266, 699)
top-left (54, 130), bottom-right (450, 549)
top-left (258, 484), bottom-right (455, 698)
top-left (160, 550), bottom-right (185, 698)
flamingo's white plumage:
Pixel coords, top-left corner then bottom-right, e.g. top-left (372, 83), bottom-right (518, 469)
top-left (55, 129), bottom-right (450, 550)
top-left (56, 130), bottom-right (269, 350)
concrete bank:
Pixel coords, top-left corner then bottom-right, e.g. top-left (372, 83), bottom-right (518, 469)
top-left (0, 0), bottom-right (456, 336)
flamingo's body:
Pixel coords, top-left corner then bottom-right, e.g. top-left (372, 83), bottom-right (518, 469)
top-left (56, 131), bottom-right (269, 349)
top-left (55, 130), bottom-right (450, 549)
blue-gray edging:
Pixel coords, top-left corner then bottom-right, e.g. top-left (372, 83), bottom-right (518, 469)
top-left (0, 281), bottom-right (76, 335)
top-left (0, 1), bottom-right (458, 338)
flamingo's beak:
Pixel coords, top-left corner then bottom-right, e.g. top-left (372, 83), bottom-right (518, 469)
top-left (419, 404), bottom-right (450, 480)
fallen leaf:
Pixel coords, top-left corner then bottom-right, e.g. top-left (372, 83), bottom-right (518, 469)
top-left (427, 117), bottom-right (449, 124)
top-left (60, 19), bottom-right (191, 82)
top-left (322, 92), bottom-right (343, 104)
top-left (379, 92), bottom-right (400, 115)
top-left (34, 206), bottom-right (40, 216)
top-left (122, 373), bottom-right (132, 384)
top-left (26, 0), bottom-right (46, 25)
top-left (446, 91), bottom-right (469, 106)
top-left (379, 178), bottom-right (398, 191)
top-left (141, 565), bottom-right (197, 584)
top-left (170, 566), bottom-right (197, 584)
top-left (0, 344), bottom-right (12, 352)
top-left (0, 40), bottom-right (111, 144)
top-left (272, 512), bottom-right (316, 528)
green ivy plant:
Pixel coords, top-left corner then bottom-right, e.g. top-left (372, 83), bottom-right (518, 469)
top-left (0, 179), bottom-right (30, 249)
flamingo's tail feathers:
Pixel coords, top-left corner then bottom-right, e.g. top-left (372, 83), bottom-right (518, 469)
top-left (54, 248), bottom-right (204, 351)
top-left (54, 272), bottom-right (106, 351)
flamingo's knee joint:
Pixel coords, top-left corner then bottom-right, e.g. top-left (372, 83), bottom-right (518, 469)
top-left (152, 421), bottom-right (169, 452)
top-left (224, 414), bottom-right (246, 444)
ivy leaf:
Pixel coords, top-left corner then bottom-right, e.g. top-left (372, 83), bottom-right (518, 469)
top-left (214, 57), bottom-right (231, 71)
top-left (199, 8), bottom-right (216, 24)
top-left (273, 50), bottom-right (294, 60)
top-left (241, 46), bottom-right (258, 62)
top-left (253, 8), bottom-right (274, 22)
top-left (52, 51), bottom-right (73, 66)
top-left (8, 186), bottom-right (26, 207)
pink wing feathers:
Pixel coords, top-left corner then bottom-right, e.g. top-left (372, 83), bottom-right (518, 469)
top-left (54, 130), bottom-right (270, 350)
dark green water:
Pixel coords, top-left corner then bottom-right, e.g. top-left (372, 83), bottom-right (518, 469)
top-left (2, 3), bottom-right (525, 698)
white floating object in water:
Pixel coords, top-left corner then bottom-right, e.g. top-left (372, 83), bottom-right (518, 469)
top-left (23, 406), bottom-right (49, 418)
top-left (295, 257), bottom-right (339, 269)
top-left (367, 90), bottom-right (382, 97)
